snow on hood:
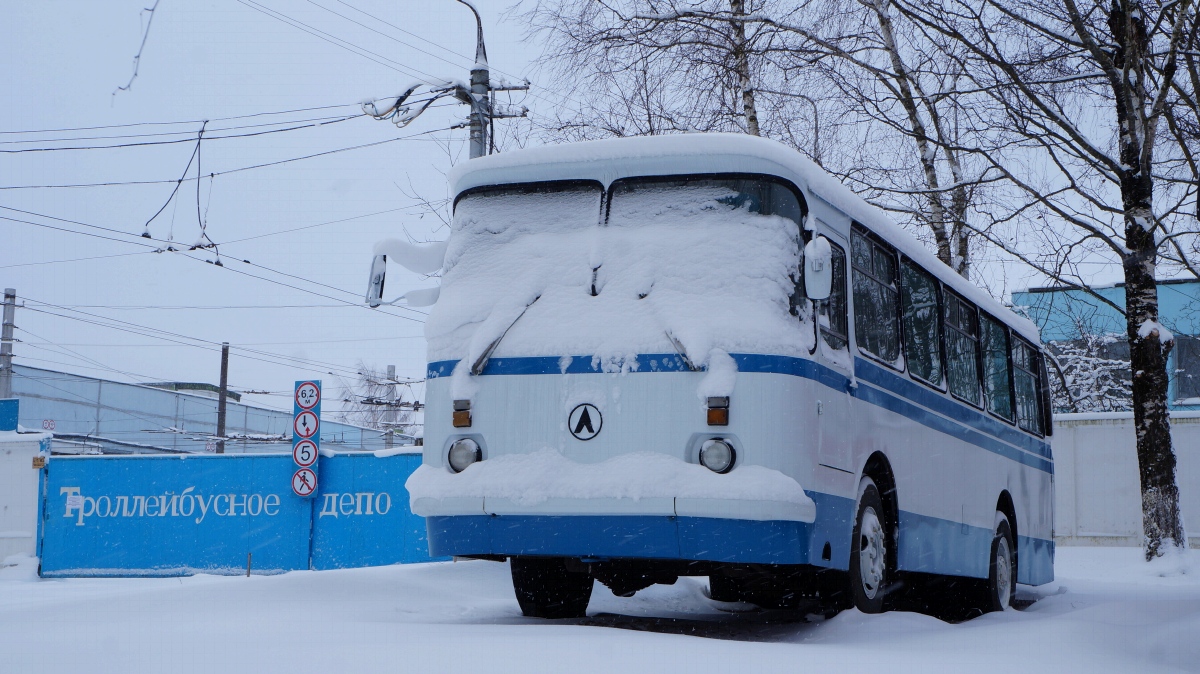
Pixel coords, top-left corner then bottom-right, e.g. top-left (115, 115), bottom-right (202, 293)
top-left (424, 180), bottom-right (812, 369)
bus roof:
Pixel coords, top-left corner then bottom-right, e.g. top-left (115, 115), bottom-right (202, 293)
top-left (448, 133), bottom-right (1040, 344)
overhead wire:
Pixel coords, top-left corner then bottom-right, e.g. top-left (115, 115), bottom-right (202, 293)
top-left (0, 113), bottom-right (362, 145)
top-left (233, 0), bottom-right (433, 80)
top-left (0, 115), bottom-right (361, 153)
top-left (21, 303), bottom-right (371, 380)
top-left (3, 203), bottom-right (429, 321)
top-left (22, 296), bottom-right (404, 377)
top-left (0, 250), bottom-right (154, 268)
top-left (0, 123), bottom-right (454, 189)
top-left (324, 0), bottom-right (581, 118)
top-left (0, 102), bottom-right (361, 135)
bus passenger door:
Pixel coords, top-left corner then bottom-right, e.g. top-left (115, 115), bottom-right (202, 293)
top-left (812, 228), bottom-right (855, 479)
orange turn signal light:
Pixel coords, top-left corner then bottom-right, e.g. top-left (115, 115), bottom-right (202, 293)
top-left (453, 399), bottom-right (472, 428)
top-left (706, 397), bottom-right (729, 426)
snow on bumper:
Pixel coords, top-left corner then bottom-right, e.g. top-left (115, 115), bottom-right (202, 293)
top-left (405, 449), bottom-right (816, 523)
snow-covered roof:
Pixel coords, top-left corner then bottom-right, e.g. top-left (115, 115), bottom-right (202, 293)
top-left (449, 134), bottom-right (1040, 343)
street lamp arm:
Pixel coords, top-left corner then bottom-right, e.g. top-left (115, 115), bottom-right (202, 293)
top-left (455, 0), bottom-right (488, 68)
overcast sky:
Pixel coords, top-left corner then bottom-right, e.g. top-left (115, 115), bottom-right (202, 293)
top-left (2, 0), bottom-right (543, 412)
top-left (1, 0), bottom-right (1078, 416)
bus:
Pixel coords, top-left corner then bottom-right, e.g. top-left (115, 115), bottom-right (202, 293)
top-left (386, 133), bottom-right (1054, 618)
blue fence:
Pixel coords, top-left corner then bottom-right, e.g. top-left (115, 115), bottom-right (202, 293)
top-left (37, 451), bottom-right (442, 577)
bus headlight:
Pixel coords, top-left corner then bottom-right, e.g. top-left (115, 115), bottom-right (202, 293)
top-left (448, 438), bottom-right (482, 473)
top-left (699, 439), bottom-right (735, 474)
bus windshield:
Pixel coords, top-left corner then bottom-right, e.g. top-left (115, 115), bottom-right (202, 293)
top-left (608, 175), bottom-right (803, 227)
top-left (431, 174), bottom-right (811, 369)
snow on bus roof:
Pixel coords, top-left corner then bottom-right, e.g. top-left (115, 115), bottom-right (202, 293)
top-left (450, 133), bottom-right (1041, 343)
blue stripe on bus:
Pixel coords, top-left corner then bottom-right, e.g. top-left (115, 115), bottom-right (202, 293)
top-left (426, 514), bottom-right (813, 565)
top-left (426, 506), bottom-right (1055, 582)
top-left (427, 353), bottom-right (1053, 474)
top-left (852, 358), bottom-right (1051, 460)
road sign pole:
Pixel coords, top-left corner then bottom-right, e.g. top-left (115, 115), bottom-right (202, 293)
top-left (292, 380), bottom-right (321, 497)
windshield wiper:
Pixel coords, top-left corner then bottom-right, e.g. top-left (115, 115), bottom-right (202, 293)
top-left (470, 295), bottom-right (541, 375)
top-left (665, 330), bottom-right (700, 372)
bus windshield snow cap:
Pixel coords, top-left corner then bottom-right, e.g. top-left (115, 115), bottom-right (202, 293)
top-left (365, 238), bottom-right (448, 308)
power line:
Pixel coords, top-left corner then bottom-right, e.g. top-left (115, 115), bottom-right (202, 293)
top-left (0, 251), bottom-right (153, 270)
top-left (0, 103), bottom-right (359, 135)
top-left (325, 0), bottom-right (580, 120)
top-left (24, 335), bottom-right (421, 346)
top-left (1, 215), bottom-right (165, 249)
top-left (0, 113), bottom-right (357, 145)
top-left (1, 205), bottom-right (175, 248)
top-left (21, 304), bottom-right (370, 380)
top-left (37, 304), bottom-right (375, 310)
top-left (23, 296), bottom-right (406, 377)
top-left (0, 124), bottom-right (452, 189)
top-left (219, 206), bottom-right (410, 245)
top-left (2, 205), bottom-right (429, 322)
top-left (233, 0), bottom-right (434, 80)
top-left (0, 115), bottom-right (361, 153)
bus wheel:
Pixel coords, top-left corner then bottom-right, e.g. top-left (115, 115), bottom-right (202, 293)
top-left (983, 513), bottom-right (1015, 612)
top-left (510, 557), bottom-right (593, 619)
top-left (849, 478), bottom-right (889, 614)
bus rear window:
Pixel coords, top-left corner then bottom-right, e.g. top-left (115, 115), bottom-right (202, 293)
top-left (607, 175), bottom-right (803, 227)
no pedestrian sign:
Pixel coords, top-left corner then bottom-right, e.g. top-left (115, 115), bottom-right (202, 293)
top-left (292, 468), bottom-right (317, 497)
top-left (292, 380), bottom-right (321, 497)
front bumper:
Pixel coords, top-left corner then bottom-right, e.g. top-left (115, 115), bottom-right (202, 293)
top-left (427, 514), bottom-right (813, 564)
top-left (412, 494), bottom-right (816, 522)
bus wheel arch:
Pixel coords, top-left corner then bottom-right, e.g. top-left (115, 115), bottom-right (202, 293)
top-left (850, 452), bottom-right (899, 613)
top-left (861, 452), bottom-right (899, 573)
top-left (995, 490), bottom-right (1018, 583)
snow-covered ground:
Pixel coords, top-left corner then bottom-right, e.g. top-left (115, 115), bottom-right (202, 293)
top-left (1, 547), bottom-right (1196, 673)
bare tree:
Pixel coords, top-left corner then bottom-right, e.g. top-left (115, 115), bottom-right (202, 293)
top-left (520, 0), bottom-right (802, 137)
top-left (770, 0), bottom-right (995, 278)
top-left (523, 0), bottom-right (994, 277)
top-left (335, 363), bottom-right (420, 443)
top-left (891, 0), bottom-right (1196, 558)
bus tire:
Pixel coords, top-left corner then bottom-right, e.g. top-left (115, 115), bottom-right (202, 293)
top-left (983, 513), bottom-right (1015, 612)
top-left (510, 557), bottom-right (593, 619)
top-left (849, 478), bottom-right (889, 614)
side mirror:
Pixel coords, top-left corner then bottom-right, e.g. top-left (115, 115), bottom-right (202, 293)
top-left (803, 236), bottom-right (832, 301)
top-left (366, 254), bottom-right (387, 308)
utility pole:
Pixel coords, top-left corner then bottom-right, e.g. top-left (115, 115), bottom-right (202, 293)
top-left (0, 289), bottom-right (14, 399)
top-left (361, 1), bottom-right (526, 160)
top-left (385, 364), bottom-right (397, 449)
top-left (216, 342), bottom-right (229, 453)
top-left (458, 0), bottom-right (490, 159)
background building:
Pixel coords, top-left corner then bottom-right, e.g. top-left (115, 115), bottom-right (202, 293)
top-left (1012, 279), bottom-right (1200, 411)
top-left (10, 365), bottom-right (411, 454)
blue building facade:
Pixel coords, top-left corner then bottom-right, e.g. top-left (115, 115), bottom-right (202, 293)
top-left (1012, 279), bottom-right (1200, 409)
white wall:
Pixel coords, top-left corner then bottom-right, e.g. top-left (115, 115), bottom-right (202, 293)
top-left (0, 433), bottom-right (50, 560)
top-left (1053, 412), bottom-right (1199, 548)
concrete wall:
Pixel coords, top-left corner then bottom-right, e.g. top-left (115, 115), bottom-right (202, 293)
top-left (1053, 412), bottom-right (1199, 547)
top-left (0, 432), bottom-right (51, 560)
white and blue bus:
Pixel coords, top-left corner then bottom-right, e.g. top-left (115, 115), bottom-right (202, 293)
top-left (388, 133), bottom-right (1054, 618)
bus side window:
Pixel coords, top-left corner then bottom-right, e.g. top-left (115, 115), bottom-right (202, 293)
top-left (981, 314), bottom-right (1015, 421)
top-left (851, 230), bottom-right (901, 364)
top-left (900, 259), bottom-right (943, 387)
top-left (819, 242), bottom-right (849, 351)
top-left (945, 291), bottom-right (982, 406)
top-left (1013, 339), bottom-right (1045, 435)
